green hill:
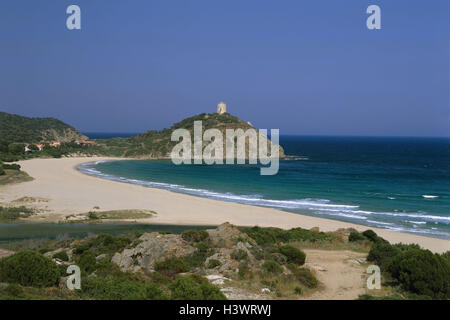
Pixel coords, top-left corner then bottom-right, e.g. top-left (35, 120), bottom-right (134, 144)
top-left (0, 112), bottom-right (87, 143)
top-left (96, 112), bottom-right (285, 159)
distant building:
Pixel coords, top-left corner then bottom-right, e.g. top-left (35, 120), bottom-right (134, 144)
top-left (50, 141), bottom-right (61, 147)
top-left (76, 140), bottom-right (96, 146)
top-left (217, 102), bottom-right (227, 114)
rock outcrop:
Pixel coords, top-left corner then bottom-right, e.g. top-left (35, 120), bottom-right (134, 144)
top-left (112, 232), bottom-right (195, 272)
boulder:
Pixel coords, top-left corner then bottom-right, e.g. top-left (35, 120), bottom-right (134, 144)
top-left (112, 232), bottom-right (195, 272)
top-left (207, 222), bottom-right (254, 248)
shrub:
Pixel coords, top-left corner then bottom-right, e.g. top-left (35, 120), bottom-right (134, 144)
top-left (442, 251), bottom-right (450, 263)
top-left (73, 233), bottom-right (131, 256)
top-left (289, 265), bottom-right (318, 288)
top-left (207, 259), bottom-right (222, 269)
top-left (184, 242), bottom-right (213, 268)
top-left (348, 231), bottom-right (366, 242)
top-left (82, 277), bottom-right (167, 300)
top-left (362, 230), bottom-right (379, 242)
top-left (367, 241), bottom-right (419, 270)
top-left (53, 251), bottom-right (69, 262)
top-left (239, 226), bottom-right (334, 246)
top-left (279, 245), bottom-right (306, 266)
top-left (2, 163), bottom-right (20, 170)
top-left (262, 260), bottom-right (283, 274)
top-left (269, 253), bottom-right (287, 265)
top-left (294, 286), bottom-right (303, 295)
top-left (0, 166), bottom-right (5, 176)
top-left (0, 250), bottom-right (60, 287)
top-left (169, 275), bottom-right (226, 300)
top-left (181, 230), bottom-right (209, 243)
top-left (238, 261), bottom-right (252, 280)
top-left (387, 249), bottom-right (450, 299)
top-left (4, 284), bottom-right (24, 297)
top-left (231, 249), bottom-right (248, 261)
top-left (155, 257), bottom-right (190, 276)
top-left (77, 251), bottom-right (97, 274)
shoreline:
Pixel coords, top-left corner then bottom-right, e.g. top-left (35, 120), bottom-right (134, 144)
top-left (0, 157), bottom-right (449, 253)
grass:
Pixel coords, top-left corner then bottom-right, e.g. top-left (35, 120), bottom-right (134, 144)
top-left (0, 170), bottom-right (33, 185)
top-left (82, 209), bottom-right (157, 220)
top-left (0, 206), bottom-right (35, 222)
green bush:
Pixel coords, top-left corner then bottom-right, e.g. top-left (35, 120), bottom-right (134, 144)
top-left (262, 260), bottom-right (283, 274)
top-left (4, 283), bottom-right (24, 297)
top-left (0, 166), bottom-right (5, 176)
top-left (239, 226), bottom-right (334, 246)
top-left (442, 251), bottom-right (450, 263)
top-left (77, 251), bottom-right (97, 274)
top-left (53, 251), bottom-right (69, 262)
top-left (348, 231), bottom-right (366, 242)
top-left (181, 230), bottom-right (209, 243)
top-left (169, 275), bottom-right (226, 300)
top-left (294, 286), bottom-right (303, 295)
top-left (82, 277), bottom-right (167, 300)
top-left (362, 230), bottom-right (379, 242)
top-left (207, 259), bottom-right (222, 269)
top-left (2, 163), bottom-right (20, 171)
top-left (155, 257), bottom-right (190, 276)
top-left (387, 249), bottom-right (450, 299)
top-left (279, 245), bottom-right (306, 266)
top-left (73, 233), bottom-right (131, 256)
top-left (289, 265), bottom-right (318, 288)
top-left (367, 241), bottom-right (419, 270)
top-left (231, 249), bottom-right (248, 261)
top-left (0, 250), bottom-right (60, 287)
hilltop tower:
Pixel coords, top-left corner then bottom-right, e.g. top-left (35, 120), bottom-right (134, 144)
top-left (217, 102), bottom-right (227, 114)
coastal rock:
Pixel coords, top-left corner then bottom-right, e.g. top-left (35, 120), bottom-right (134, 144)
top-left (112, 232), bottom-right (195, 272)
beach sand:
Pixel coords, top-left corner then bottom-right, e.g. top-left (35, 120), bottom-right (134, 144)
top-left (0, 157), bottom-right (448, 253)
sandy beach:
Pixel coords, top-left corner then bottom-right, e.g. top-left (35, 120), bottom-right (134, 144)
top-left (0, 157), bottom-right (448, 253)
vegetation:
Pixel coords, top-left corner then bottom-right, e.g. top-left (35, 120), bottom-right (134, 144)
top-left (181, 229), bottom-right (209, 243)
top-left (169, 275), bottom-right (226, 300)
top-left (0, 250), bottom-right (60, 287)
top-left (0, 111), bottom-right (86, 143)
top-left (154, 257), bottom-right (191, 276)
top-left (0, 206), bottom-right (34, 221)
top-left (239, 226), bottom-right (334, 246)
top-left (230, 249), bottom-right (248, 261)
top-left (348, 231), bottom-right (366, 242)
top-left (365, 230), bottom-right (449, 299)
top-left (52, 251), bottom-right (69, 262)
top-left (278, 245), bottom-right (306, 266)
top-left (387, 249), bottom-right (450, 299)
top-left (207, 259), bottom-right (222, 269)
top-left (262, 260), bottom-right (283, 274)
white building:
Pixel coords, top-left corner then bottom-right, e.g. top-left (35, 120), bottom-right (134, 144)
top-left (217, 102), bottom-right (227, 114)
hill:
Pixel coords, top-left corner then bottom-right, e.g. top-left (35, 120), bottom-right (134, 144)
top-left (0, 111), bottom-right (87, 143)
top-left (95, 112), bottom-right (285, 159)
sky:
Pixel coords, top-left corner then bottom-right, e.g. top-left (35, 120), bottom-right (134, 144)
top-left (0, 0), bottom-right (449, 136)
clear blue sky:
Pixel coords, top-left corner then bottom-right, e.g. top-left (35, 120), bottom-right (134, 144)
top-left (0, 0), bottom-right (449, 136)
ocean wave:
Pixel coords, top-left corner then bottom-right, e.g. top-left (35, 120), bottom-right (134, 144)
top-left (422, 195), bottom-right (438, 199)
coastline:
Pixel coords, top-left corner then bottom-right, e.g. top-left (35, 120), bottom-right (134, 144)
top-left (0, 157), bottom-right (449, 253)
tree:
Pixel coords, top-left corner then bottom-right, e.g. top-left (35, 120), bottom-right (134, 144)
top-left (8, 143), bottom-right (25, 155)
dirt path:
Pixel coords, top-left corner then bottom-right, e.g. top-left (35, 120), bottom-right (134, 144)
top-left (302, 249), bottom-right (368, 300)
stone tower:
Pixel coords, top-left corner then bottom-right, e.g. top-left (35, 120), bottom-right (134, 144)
top-left (217, 102), bottom-right (227, 114)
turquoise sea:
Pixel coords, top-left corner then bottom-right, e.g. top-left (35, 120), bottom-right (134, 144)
top-left (79, 136), bottom-right (450, 240)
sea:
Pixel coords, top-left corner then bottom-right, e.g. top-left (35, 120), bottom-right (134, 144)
top-left (79, 135), bottom-right (450, 240)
